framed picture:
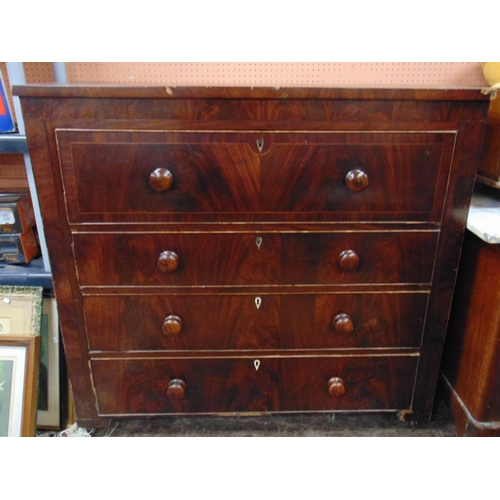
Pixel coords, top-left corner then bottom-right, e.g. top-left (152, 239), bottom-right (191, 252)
top-left (0, 286), bottom-right (43, 336)
top-left (0, 336), bottom-right (40, 436)
top-left (37, 297), bottom-right (60, 429)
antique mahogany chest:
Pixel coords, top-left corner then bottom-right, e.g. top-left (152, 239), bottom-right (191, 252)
top-left (14, 85), bottom-right (490, 428)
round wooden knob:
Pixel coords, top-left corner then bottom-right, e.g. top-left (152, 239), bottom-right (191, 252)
top-left (162, 315), bottom-right (183, 336)
top-left (345, 169), bottom-right (369, 192)
top-left (327, 377), bottom-right (345, 396)
top-left (157, 250), bottom-right (179, 273)
top-left (149, 168), bottom-right (174, 192)
top-left (333, 313), bottom-right (354, 334)
top-left (338, 249), bottom-right (360, 271)
top-left (167, 379), bottom-right (186, 400)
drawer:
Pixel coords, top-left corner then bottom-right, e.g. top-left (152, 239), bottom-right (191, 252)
top-left (274, 356), bottom-right (418, 412)
top-left (73, 230), bottom-right (439, 286)
top-left (91, 355), bottom-right (418, 415)
top-left (84, 292), bottom-right (429, 351)
top-left (57, 129), bottom-right (454, 223)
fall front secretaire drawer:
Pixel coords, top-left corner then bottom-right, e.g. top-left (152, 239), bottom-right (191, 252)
top-left (72, 230), bottom-right (439, 287)
top-left (56, 129), bottom-right (455, 223)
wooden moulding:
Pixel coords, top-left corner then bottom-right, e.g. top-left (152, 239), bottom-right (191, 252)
top-left (12, 84), bottom-right (493, 101)
top-left (441, 374), bottom-right (500, 437)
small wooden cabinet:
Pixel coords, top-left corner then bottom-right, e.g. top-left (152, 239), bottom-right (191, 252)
top-left (14, 85), bottom-right (489, 428)
top-left (442, 191), bottom-right (500, 436)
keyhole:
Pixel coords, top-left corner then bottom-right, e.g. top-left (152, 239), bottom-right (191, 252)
top-left (255, 236), bottom-right (262, 250)
top-left (254, 359), bottom-right (260, 371)
top-left (255, 297), bottom-right (262, 309)
top-left (256, 138), bottom-right (264, 153)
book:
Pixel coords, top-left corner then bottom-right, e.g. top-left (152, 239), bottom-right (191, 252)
top-left (0, 69), bottom-right (16, 133)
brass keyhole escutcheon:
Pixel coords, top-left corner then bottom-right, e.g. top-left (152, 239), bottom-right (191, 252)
top-left (255, 297), bottom-right (262, 309)
top-left (254, 359), bottom-right (261, 371)
top-left (256, 138), bottom-right (264, 153)
top-left (255, 236), bottom-right (263, 250)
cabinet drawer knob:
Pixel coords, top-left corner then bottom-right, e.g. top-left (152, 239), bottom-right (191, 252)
top-left (149, 167), bottom-right (174, 192)
top-left (157, 250), bottom-right (179, 273)
top-left (162, 314), bottom-right (183, 336)
top-left (327, 377), bottom-right (345, 397)
top-left (345, 169), bottom-right (369, 192)
top-left (338, 249), bottom-right (360, 271)
top-left (167, 379), bottom-right (186, 400)
top-left (333, 313), bottom-right (354, 334)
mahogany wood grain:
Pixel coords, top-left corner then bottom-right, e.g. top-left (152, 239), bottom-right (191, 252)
top-left (13, 84), bottom-right (491, 101)
top-left (72, 231), bottom-right (438, 287)
top-left (259, 134), bottom-right (453, 218)
top-left (14, 85), bottom-right (489, 426)
top-left (83, 292), bottom-right (429, 351)
top-left (442, 231), bottom-right (500, 434)
top-left (91, 355), bottom-right (418, 415)
top-left (274, 356), bottom-right (418, 412)
top-left (56, 130), bottom-right (454, 222)
top-left (407, 114), bottom-right (488, 421)
top-left (20, 119), bottom-right (101, 426)
top-left (92, 357), bottom-right (273, 415)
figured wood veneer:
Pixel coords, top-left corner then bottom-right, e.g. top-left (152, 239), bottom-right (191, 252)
top-left (83, 292), bottom-right (429, 351)
top-left (72, 231), bottom-right (439, 287)
top-left (56, 130), bottom-right (454, 222)
top-left (14, 85), bottom-right (489, 427)
top-left (91, 356), bottom-right (418, 415)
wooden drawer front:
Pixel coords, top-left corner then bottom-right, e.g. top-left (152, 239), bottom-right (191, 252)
top-left (73, 231), bottom-right (438, 286)
top-left (84, 292), bottom-right (428, 351)
top-left (92, 357), bottom-right (272, 415)
top-left (275, 356), bottom-right (418, 412)
top-left (91, 355), bottom-right (418, 415)
top-left (57, 130), bottom-right (260, 220)
top-left (57, 130), bottom-right (454, 222)
top-left (260, 132), bottom-right (453, 218)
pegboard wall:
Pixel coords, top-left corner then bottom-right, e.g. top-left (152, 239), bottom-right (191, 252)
top-left (23, 62), bottom-right (488, 87)
top-left (0, 62), bottom-right (490, 190)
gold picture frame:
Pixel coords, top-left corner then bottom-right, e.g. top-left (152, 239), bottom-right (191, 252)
top-left (36, 297), bottom-right (60, 429)
top-left (0, 286), bottom-right (43, 336)
top-left (0, 335), bottom-right (40, 437)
